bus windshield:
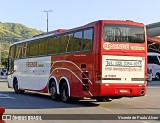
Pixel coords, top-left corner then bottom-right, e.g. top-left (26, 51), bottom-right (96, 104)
top-left (103, 24), bottom-right (145, 43)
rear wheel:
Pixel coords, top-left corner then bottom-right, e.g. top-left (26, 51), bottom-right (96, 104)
top-left (13, 79), bottom-right (25, 94)
top-left (60, 82), bottom-right (70, 103)
top-left (50, 82), bottom-right (59, 100)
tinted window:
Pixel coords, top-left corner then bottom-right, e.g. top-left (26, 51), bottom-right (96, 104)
top-left (15, 44), bottom-right (23, 58)
top-left (11, 27), bottom-right (94, 59)
top-left (26, 41), bottom-right (38, 57)
top-left (9, 46), bottom-right (15, 59)
top-left (60, 33), bottom-right (73, 53)
top-left (8, 46), bottom-right (15, 74)
top-left (103, 24), bottom-right (145, 43)
top-left (21, 43), bottom-right (27, 58)
top-left (59, 35), bottom-right (68, 53)
top-left (73, 31), bottom-right (82, 51)
top-left (48, 37), bottom-right (59, 54)
top-left (148, 56), bottom-right (159, 64)
top-left (83, 29), bottom-right (93, 50)
top-left (66, 33), bottom-right (73, 52)
top-left (15, 44), bottom-right (20, 58)
top-left (38, 39), bottom-right (48, 55)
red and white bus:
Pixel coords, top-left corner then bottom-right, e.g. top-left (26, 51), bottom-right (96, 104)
top-left (7, 20), bottom-right (147, 102)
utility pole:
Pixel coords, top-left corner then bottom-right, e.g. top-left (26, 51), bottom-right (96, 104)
top-left (42, 10), bottom-right (53, 32)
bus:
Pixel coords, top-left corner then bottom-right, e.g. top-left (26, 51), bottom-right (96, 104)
top-left (7, 20), bottom-right (147, 102)
top-left (147, 37), bottom-right (160, 80)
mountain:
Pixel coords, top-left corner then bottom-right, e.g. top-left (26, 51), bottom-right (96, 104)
top-left (0, 22), bottom-right (44, 68)
top-left (0, 22), bottom-right (43, 42)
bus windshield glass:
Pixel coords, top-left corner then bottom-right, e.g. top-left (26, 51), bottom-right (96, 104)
top-left (103, 24), bottom-right (145, 43)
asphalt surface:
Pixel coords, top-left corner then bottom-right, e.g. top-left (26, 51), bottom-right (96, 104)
top-left (0, 79), bottom-right (160, 123)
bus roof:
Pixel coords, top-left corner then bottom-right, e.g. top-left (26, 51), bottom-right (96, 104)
top-left (11, 20), bottom-right (145, 46)
top-left (32, 29), bottom-right (66, 38)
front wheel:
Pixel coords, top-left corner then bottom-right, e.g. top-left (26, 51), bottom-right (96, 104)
top-left (60, 82), bottom-right (70, 103)
top-left (13, 79), bottom-right (25, 94)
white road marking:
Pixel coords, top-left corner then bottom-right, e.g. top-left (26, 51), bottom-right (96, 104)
top-left (141, 121), bottom-right (151, 123)
top-left (0, 94), bottom-right (15, 99)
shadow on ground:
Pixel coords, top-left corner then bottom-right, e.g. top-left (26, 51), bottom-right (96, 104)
top-left (0, 91), bottom-right (99, 109)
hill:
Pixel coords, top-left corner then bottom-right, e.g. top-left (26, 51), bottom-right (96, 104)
top-left (0, 22), bottom-right (43, 42)
top-left (0, 22), bottom-right (43, 68)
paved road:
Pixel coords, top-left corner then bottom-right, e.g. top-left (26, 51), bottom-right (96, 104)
top-left (0, 80), bottom-right (160, 123)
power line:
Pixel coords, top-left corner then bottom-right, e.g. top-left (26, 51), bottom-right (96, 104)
top-left (42, 10), bottom-right (53, 32)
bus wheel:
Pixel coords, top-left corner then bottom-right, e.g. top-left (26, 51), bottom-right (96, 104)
top-left (50, 82), bottom-right (59, 100)
top-left (96, 97), bottom-right (112, 102)
top-left (13, 79), bottom-right (24, 94)
top-left (60, 82), bottom-right (70, 103)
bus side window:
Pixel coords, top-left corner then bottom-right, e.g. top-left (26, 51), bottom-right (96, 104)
top-left (26, 41), bottom-right (38, 57)
top-left (73, 31), bottom-right (82, 52)
top-left (48, 36), bottom-right (59, 54)
top-left (38, 39), bottom-right (48, 56)
top-left (83, 28), bottom-right (93, 51)
top-left (59, 34), bottom-right (69, 53)
top-left (65, 33), bottom-right (73, 52)
top-left (8, 46), bottom-right (15, 74)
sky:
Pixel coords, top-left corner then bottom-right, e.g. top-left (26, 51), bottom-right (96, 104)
top-left (0, 0), bottom-right (160, 32)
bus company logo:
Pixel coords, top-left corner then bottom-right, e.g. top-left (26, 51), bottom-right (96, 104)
top-left (26, 61), bottom-right (38, 67)
top-left (103, 43), bottom-right (129, 50)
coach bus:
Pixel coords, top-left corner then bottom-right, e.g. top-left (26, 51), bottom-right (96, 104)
top-left (147, 37), bottom-right (160, 80)
top-left (7, 20), bottom-right (147, 102)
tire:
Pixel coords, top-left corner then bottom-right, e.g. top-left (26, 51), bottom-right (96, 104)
top-left (50, 82), bottom-right (59, 101)
top-left (13, 79), bottom-right (25, 94)
top-left (60, 82), bottom-right (70, 103)
top-left (96, 97), bottom-right (112, 102)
